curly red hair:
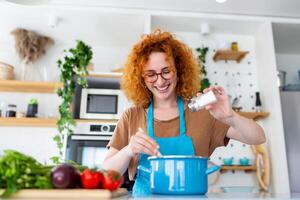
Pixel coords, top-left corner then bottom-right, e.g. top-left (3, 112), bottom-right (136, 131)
top-left (121, 29), bottom-right (201, 107)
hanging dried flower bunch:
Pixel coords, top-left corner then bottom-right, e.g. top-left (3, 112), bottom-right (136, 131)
top-left (11, 28), bottom-right (54, 63)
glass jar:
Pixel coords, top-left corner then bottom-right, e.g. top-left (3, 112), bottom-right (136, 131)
top-left (231, 42), bottom-right (238, 51)
top-left (6, 104), bottom-right (17, 117)
top-left (0, 101), bottom-right (6, 117)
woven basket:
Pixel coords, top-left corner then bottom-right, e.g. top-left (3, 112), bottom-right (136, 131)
top-left (0, 62), bottom-right (14, 80)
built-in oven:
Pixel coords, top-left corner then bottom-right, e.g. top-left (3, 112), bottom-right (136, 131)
top-left (65, 122), bottom-right (134, 190)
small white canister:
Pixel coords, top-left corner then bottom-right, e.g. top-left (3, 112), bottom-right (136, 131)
top-left (188, 90), bottom-right (217, 112)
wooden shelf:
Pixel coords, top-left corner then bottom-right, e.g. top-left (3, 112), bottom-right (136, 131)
top-left (0, 117), bottom-right (57, 127)
top-left (87, 72), bottom-right (122, 78)
top-left (0, 117), bottom-right (118, 127)
top-left (0, 73), bottom-right (121, 93)
top-left (237, 111), bottom-right (270, 121)
top-left (220, 165), bottom-right (257, 173)
top-left (0, 80), bottom-right (62, 93)
top-left (213, 50), bottom-right (249, 63)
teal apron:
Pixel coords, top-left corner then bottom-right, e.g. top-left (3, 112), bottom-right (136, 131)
top-left (132, 97), bottom-right (195, 196)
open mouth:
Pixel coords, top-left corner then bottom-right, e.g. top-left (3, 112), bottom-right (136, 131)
top-left (155, 84), bottom-right (170, 93)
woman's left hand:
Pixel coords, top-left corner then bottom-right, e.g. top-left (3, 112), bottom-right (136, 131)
top-left (202, 86), bottom-right (234, 123)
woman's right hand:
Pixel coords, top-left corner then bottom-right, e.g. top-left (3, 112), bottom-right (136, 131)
top-left (126, 128), bottom-right (160, 156)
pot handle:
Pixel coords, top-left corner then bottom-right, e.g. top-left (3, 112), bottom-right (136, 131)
top-left (206, 165), bottom-right (220, 175)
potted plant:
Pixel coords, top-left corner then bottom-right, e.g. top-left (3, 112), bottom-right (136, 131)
top-left (196, 46), bottom-right (211, 92)
top-left (26, 98), bottom-right (38, 117)
top-left (52, 40), bottom-right (93, 164)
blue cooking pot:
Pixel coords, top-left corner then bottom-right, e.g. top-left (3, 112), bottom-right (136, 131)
top-left (138, 155), bottom-right (220, 195)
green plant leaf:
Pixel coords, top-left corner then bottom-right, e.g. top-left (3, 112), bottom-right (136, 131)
top-left (54, 40), bottom-right (93, 158)
top-left (195, 46), bottom-right (210, 92)
top-left (28, 99), bottom-right (38, 105)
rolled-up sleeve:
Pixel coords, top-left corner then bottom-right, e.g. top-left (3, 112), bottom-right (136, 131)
top-left (106, 110), bottom-right (129, 150)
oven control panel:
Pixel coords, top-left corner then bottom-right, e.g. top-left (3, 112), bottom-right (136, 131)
top-left (74, 122), bottom-right (116, 136)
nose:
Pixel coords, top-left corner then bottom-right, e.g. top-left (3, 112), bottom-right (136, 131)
top-left (155, 74), bottom-right (165, 85)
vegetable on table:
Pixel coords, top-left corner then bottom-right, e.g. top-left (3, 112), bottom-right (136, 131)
top-left (50, 164), bottom-right (81, 189)
top-left (0, 150), bottom-right (124, 198)
top-left (81, 169), bottom-right (103, 189)
top-left (0, 150), bottom-right (53, 197)
top-left (102, 170), bottom-right (124, 191)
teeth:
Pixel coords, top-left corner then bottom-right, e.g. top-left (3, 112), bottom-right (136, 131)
top-left (156, 85), bottom-right (168, 91)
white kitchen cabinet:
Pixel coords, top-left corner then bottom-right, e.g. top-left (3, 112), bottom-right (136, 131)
top-left (272, 21), bottom-right (300, 194)
top-left (0, 2), bottom-right (295, 194)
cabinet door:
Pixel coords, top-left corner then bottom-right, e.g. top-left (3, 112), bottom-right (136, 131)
top-left (280, 91), bottom-right (300, 193)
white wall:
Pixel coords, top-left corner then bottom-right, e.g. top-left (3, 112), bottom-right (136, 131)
top-left (255, 21), bottom-right (290, 194)
top-left (0, 127), bottom-right (59, 164)
top-left (276, 53), bottom-right (300, 85)
top-left (0, 4), bottom-right (145, 164)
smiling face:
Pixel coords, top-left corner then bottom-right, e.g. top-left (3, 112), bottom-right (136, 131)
top-left (143, 52), bottom-right (178, 102)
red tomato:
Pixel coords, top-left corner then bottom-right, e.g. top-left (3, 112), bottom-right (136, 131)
top-left (81, 169), bottom-right (103, 189)
top-left (102, 170), bottom-right (124, 190)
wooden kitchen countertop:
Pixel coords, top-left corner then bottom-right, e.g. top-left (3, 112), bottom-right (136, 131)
top-left (0, 188), bottom-right (128, 199)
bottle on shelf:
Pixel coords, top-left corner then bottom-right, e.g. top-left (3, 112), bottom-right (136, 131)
top-left (255, 92), bottom-right (262, 112)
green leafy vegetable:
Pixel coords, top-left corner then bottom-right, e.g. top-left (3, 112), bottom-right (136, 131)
top-left (0, 150), bottom-right (53, 197)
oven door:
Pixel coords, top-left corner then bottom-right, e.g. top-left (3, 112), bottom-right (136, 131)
top-left (65, 134), bottom-right (111, 168)
top-left (65, 134), bottom-right (135, 190)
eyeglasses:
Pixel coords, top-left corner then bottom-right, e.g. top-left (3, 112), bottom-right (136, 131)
top-left (142, 67), bottom-right (175, 83)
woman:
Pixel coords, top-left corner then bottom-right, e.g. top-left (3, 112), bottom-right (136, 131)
top-left (102, 30), bottom-right (266, 195)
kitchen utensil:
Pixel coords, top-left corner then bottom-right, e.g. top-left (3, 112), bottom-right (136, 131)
top-left (16, 112), bottom-right (25, 118)
top-left (277, 70), bottom-right (286, 87)
top-left (231, 97), bottom-right (239, 107)
top-left (138, 155), bottom-right (220, 195)
top-left (221, 186), bottom-right (258, 193)
top-left (223, 157), bottom-right (234, 165)
top-left (251, 144), bottom-right (270, 192)
top-left (0, 61), bottom-right (14, 80)
top-left (239, 157), bottom-right (250, 166)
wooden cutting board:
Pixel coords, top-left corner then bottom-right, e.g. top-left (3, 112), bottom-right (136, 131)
top-left (0, 188), bottom-right (128, 199)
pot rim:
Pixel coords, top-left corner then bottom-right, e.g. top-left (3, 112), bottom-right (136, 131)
top-left (148, 155), bottom-right (209, 160)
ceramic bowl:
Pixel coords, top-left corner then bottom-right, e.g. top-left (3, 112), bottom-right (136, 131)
top-left (239, 157), bottom-right (250, 166)
top-left (223, 157), bottom-right (233, 165)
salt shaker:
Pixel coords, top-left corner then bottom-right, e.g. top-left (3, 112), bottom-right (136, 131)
top-left (188, 90), bottom-right (217, 112)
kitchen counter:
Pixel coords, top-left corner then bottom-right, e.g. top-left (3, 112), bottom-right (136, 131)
top-left (116, 192), bottom-right (300, 200)
top-left (2, 188), bottom-right (299, 200)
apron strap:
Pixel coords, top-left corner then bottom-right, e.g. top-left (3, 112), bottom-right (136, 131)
top-left (147, 97), bottom-right (187, 139)
top-left (178, 96), bottom-right (186, 136)
top-left (147, 100), bottom-right (155, 138)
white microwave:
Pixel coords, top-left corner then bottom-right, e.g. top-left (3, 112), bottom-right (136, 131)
top-left (79, 88), bottom-right (129, 120)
